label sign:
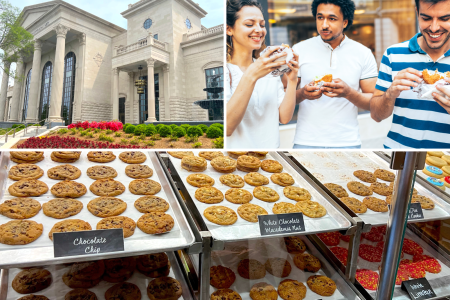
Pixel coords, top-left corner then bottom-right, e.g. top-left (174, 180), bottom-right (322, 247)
top-left (258, 213), bottom-right (305, 236)
top-left (401, 278), bottom-right (436, 300)
top-left (53, 229), bottom-right (125, 258)
top-left (387, 203), bottom-right (424, 220)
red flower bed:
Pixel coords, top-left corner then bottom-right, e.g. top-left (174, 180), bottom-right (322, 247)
top-left (16, 136), bottom-right (143, 149)
top-left (68, 121), bottom-right (123, 131)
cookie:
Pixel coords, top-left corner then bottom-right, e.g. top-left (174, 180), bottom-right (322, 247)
top-left (347, 181), bottom-right (373, 196)
top-left (9, 179), bottom-right (48, 197)
top-left (426, 156), bottom-right (448, 168)
top-left (411, 195), bottom-right (435, 209)
top-left (50, 152), bottom-right (78, 163)
top-left (317, 231), bottom-right (340, 246)
top-left (403, 238), bottom-right (423, 255)
top-left (244, 172), bottom-right (269, 186)
top-left (370, 182), bottom-right (393, 196)
top-left (362, 226), bottom-right (384, 242)
top-left (211, 156), bottom-right (237, 173)
top-left (65, 289), bottom-right (98, 300)
top-left (105, 282), bottom-right (141, 300)
top-left (0, 220), bottom-right (43, 244)
top-left (119, 151), bottom-right (147, 164)
top-left (210, 289), bottom-right (242, 300)
top-left (253, 186), bottom-right (279, 202)
top-left (356, 269), bottom-right (379, 290)
top-left (428, 151), bottom-right (445, 157)
top-left (18, 295), bottom-right (49, 300)
top-left (97, 216), bottom-right (136, 238)
top-left (228, 151), bottom-right (247, 159)
top-left (443, 155), bottom-right (450, 164)
top-left (181, 155), bottom-right (207, 172)
top-left (198, 151), bottom-right (224, 160)
top-left (167, 151), bottom-right (194, 159)
top-left (69, 260), bottom-right (105, 280)
top-left (10, 151), bottom-right (43, 161)
top-left (225, 188), bottom-right (253, 204)
top-left (104, 256), bottom-right (136, 280)
top-left (271, 173), bottom-right (295, 186)
top-left (330, 246), bottom-right (348, 265)
top-left (219, 174), bottom-right (245, 188)
top-left (278, 279), bottom-right (307, 300)
top-left (283, 186), bottom-right (311, 201)
top-left (9, 164), bottom-right (44, 180)
top-left (272, 202), bottom-right (301, 214)
top-left (129, 179), bottom-right (161, 195)
top-left (353, 170), bottom-right (377, 183)
top-left (374, 169), bottom-right (396, 182)
top-left (261, 160), bottom-right (283, 173)
top-left (47, 165), bottom-right (81, 180)
top-left (248, 151), bottom-right (268, 159)
top-left (423, 165), bottom-right (445, 178)
top-left (426, 176), bottom-right (446, 191)
top-left (125, 164), bottom-right (153, 179)
top-left (43, 198), bottom-right (83, 219)
top-left (187, 174), bottom-right (215, 187)
top-left (0, 198), bottom-right (41, 219)
top-left (340, 197), bottom-right (367, 213)
top-left (204, 206), bottom-right (237, 225)
top-left (210, 265), bottom-right (236, 289)
top-left (135, 196), bottom-right (170, 213)
top-left (236, 155), bottom-right (261, 172)
top-left (52, 151), bottom-right (81, 160)
top-left (137, 212), bottom-right (174, 234)
top-left (49, 219), bottom-right (91, 240)
top-left (324, 183), bottom-right (348, 198)
top-left (87, 165), bottom-right (118, 179)
top-left (137, 253), bottom-right (169, 271)
top-left (195, 187), bottom-right (224, 204)
top-left (284, 236), bottom-right (306, 254)
top-left (237, 203), bottom-right (268, 222)
top-left (62, 272), bottom-right (101, 289)
top-left (295, 200), bottom-right (327, 218)
top-left (12, 268), bottom-right (52, 294)
top-left (51, 180), bottom-right (87, 198)
top-left (87, 151), bottom-right (116, 163)
top-left (363, 197), bottom-right (388, 212)
top-left (90, 179), bottom-right (125, 197)
top-left (307, 275), bottom-right (336, 296)
top-left (402, 262), bottom-right (426, 279)
top-left (237, 259), bottom-right (266, 279)
top-left (359, 244), bottom-right (383, 262)
top-left (147, 277), bottom-right (182, 300)
top-left (265, 258), bottom-right (291, 278)
top-left (250, 282), bottom-right (278, 300)
top-left (294, 253), bottom-right (321, 272)
top-left (88, 197), bottom-right (127, 217)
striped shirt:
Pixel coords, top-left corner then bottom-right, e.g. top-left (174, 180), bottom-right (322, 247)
top-left (376, 33), bottom-right (450, 149)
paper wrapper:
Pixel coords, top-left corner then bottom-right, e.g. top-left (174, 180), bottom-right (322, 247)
top-left (413, 79), bottom-right (450, 100)
top-left (260, 45), bottom-right (294, 77)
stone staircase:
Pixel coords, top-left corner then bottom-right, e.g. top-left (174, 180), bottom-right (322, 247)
top-left (0, 126), bottom-right (48, 147)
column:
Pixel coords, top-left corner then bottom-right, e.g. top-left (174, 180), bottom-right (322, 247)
top-left (48, 24), bottom-right (69, 123)
top-left (128, 72), bottom-right (134, 123)
top-left (112, 68), bottom-right (119, 120)
top-left (0, 61), bottom-right (11, 121)
top-left (74, 33), bottom-right (86, 122)
top-left (146, 58), bottom-right (157, 122)
top-left (9, 58), bottom-right (25, 122)
top-left (163, 64), bottom-right (170, 121)
top-left (25, 39), bottom-right (43, 123)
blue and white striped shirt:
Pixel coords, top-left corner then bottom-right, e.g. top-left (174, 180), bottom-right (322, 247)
top-left (376, 33), bottom-right (450, 149)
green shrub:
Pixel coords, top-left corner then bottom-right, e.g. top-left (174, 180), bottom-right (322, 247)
top-left (11, 124), bottom-right (21, 128)
top-left (86, 132), bottom-right (94, 138)
top-left (123, 123), bottom-right (131, 131)
top-left (180, 124), bottom-right (190, 131)
top-left (172, 127), bottom-right (186, 138)
top-left (80, 130), bottom-right (88, 136)
top-left (77, 127), bottom-right (84, 131)
top-left (210, 123), bottom-right (223, 131)
top-left (151, 134), bottom-right (162, 140)
top-left (134, 124), bottom-right (146, 136)
top-left (98, 134), bottom-right (114, 142)
top-left (58, 128), bottom-right (68, 135)
top-left (184, 135), bottom-right (198, 143)
top-left (93, 128), bottom-right (100, 133)
top-left (206, 126), bottom-right (223, 139)
top-left (192, 142), bottom-right (202, 148)
top-left (187, 126), bottom-right (203, 137)
top-left (69, 129), bottom-right (77, 135)
top-left (127, 134), bottom-right (134, 138)
top-left (124, 125), bottom-right (136, 134)
top-left (120, 138), bottom-right (128, 144)
top-left (139, 134), bottom-right (146, 140)
top-left (106, 129), bottom-right (113, 135)
top-left (145, 140), bottom-right (155, 146)
top-left (213, 136), bottom-right (224, 148)
top-left (169, 124), bottom-right (178, 130)
top-left (115, 132), bottom-right (121, 137)
top-left (159, 125), bottom-right (172, 137)
top-left (198, 124), bottom-right (208, 133)
top-left (145, 125), bottom-right (157, 136)
top-left (155, 123), bottom-right (165, 133)
top-left (130, 138), bottom-right (140, 145)
top-left (169, 135), bottom-right (179, 141)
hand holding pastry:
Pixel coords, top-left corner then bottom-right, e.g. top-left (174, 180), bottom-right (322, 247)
top-left (321, 78), bottom-right (351, 98)
top-left (285, 51), bottom-right (300, 83)
top-left (387, 67), bottom-right (422, 99)
top-left (299, 81), bottom-right (323, 100)
top-left (434, 77), bottom-right (450, 114)
top-left (246, 46), bottom-right (287, 82)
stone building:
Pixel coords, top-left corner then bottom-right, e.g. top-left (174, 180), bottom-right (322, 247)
top-left (0, 0), bottom-right (224, 126)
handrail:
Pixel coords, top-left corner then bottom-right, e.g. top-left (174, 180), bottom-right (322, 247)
top-left (1, 120), bottom-right (51, 143)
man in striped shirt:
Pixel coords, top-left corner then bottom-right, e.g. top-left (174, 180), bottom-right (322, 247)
top-left (370, 0), bottom-right (450, 148)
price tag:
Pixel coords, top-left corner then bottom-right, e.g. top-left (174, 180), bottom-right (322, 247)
top-left (387, 203), bottom-right (424, 220)
top-left (401, 278), bottom-right (436, 300)
top-left (53, 229), bottom-right (125, 258)
top-left (258, 213), bottom-right (305, 236)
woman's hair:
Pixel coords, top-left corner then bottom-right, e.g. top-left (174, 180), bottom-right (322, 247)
top-left (226, 0), bottom-right (266, 62)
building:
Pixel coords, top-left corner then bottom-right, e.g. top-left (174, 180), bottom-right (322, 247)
top-left (0, 0), bottom-right (224, 126)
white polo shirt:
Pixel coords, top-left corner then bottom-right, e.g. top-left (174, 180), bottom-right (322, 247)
top-left (292, 35), bottom-right (378, 147)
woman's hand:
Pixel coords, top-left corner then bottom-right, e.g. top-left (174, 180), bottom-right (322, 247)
top-left (245, 46), bottom-right (287, 82)
top-left (286, 51), bottom-right (299, 83)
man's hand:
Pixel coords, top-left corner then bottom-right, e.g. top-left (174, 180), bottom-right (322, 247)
top-left (386, 67), bottom-right (422, 99)
top-left (299, 81), bottom-right (323, 100)
top-left (433, 78), bottom-right (450, 114)
top-left (320, 78), bottom-right (350, 98)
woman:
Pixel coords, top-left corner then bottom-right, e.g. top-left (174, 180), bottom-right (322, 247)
top-left (226, 0), bottom-right (299, 149)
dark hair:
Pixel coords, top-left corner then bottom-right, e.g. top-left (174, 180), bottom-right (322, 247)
top-left (311, 0), bottom-right (355, 31)
top-left (415, 0), bottom-right (446, 11)
top-left (226, 0), bottom-right (266, 61)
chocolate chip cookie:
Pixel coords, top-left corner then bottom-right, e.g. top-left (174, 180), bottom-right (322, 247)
top-left (87, 151), bottom-right (116, 163)
top-left (12, 268), bottom-right (52, 294)
top-left (210, 265), bottom-right (236, 289)
top-left (187, 174), bottom-right (215, 187)
top-left (87, 165), bottom-right (118, 180)
top-left (135, 196), bottom-right (170, 213)
top-left (283, 186), bottom-right (311, 201)
top-left (167, 151), bottom-right (194, 159)
top-left (347, 181), bottom-right (373, 196)
top-left (103, 256), bottom-right (136, 282)
top-left (52, 151), bottom-right (81, 160)
top-left (50, 152), bottom-right (79, 163)
top-left (105, 282), bottom-right (141, 300)
top-left (225, 188), bottom-right (253, 204)
top-left (9, 179), bottom-right (48, 197)
top-left (51, 180), bottom-right (87, 198)
top-left (0, 198), bottom-right (41, 219)
top-left (65, 289), bottom-right (98, 300)
top-left (340, 197), bottom-right (367, 214)
top-left (47, 165), bottom-right (81, 180)
top-left (9, 164), bottom-right (44, 180)
top-left (0, 220), bottom-right (43, 244)
top-left (238, 203), bottom-right (268, 222)
top-left (324, 183), bottom-right (348, 198)
top-left (363, 197), bottom-right (388, 212)
top-left (370, 182), bottom-right (393, 196)
top-left (271, 173), bottom-right (295, 186)
top-left (119, 151), bottom-right (147, 164)
top-left (265, 258), bottom-right (292, 278)
top-left (244, 172), bottom-right (269, 186)
top-left (295, 201), bottom-right (327, 218)
top-left (220, 174), bottom-right (245, 188)
top-left (129, 179), bottom-right (161, 195)
top-left (137, 212), bottom-right (174, 234)
top-left (181, 156), bottom-right (207, 172)
top-left (412, 195), bottom-right (435, 210)
top-left (43, 198), bottom-right (83, 219)
top-left (228, 151), bottom-right (247, 159)
top-left (210, 289), bottom-right (242, 300)
top-left (97, 216), bottom-right (136, 238)
top-left (307, 275), bottom-right (336, 296)
top-left (18, 295), bottom-right (50, 300)
top-left (88, 197), bottom-right (127, 217)
top-left (248, 151), bottom-right (268, 159)
top-left (124, 164), bottom-right (153, 179)
top-left (203, 206), bottom-right (237, 225)
top-left (250, 282), bottom-right (278, 300)
top-left (353, 170), bottom-right (377, 183)
top-left (261, 160), bottom-right (283, 173)
top-left (49, 219), bottom-right (91, 240)
top-left (147, 277), bottom-right (182, 300)
top-left (284, 236), bottom-right (306, 254)
top-left (272, 202), bottom-right (302, 214)
top-left (237, 155), bottom-right (261, 172)
top-left (137, 253), bottom-right (169, 271)
top-left (62, 273), bottom-right (101, 289)
top-left (195, 186), bottom-right (224, 204)
top-left (374, 169), bottom-right (395, 182)
top-left (211, 156), bottom-right (237, 173)
top-left (253, 186), bottom-right (279, 202)
top-left (90, 179), bottom-right (125, 196)
top-left (199, 151), bottom-right (224, 160)
top-left (10, 151), bottom-right (44, 162)
top-left (278, 279), bottom-right (307, 300)
top-left (294, 253), bottom-right (321, 272)
top-left (237, 259), bottom-right (266, 279)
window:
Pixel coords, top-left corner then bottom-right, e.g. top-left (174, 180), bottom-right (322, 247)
top-left (185, 18), bottom-right (192, 29)
top-left (205, 66), bottom-right (224, 120)
top-left (39, 61), bottom-right (53, 123)
top-left (144, 18), bottom-right (152, 29)
top-left (22, 69), bottom-right (32, 121)
top-left (119, 97), bottom-right (126, 124)
top-left (155, 74), bottom-right (159, 121)
top-left (62, 52), bottom-right (76, 125)
top-left (154, 34), bottom-right (158, 40)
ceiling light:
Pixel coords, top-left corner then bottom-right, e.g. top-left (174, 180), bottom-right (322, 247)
top-left (268, 9), bottom-right (296, 14)
top-left (355, 9), bottom-right (365, 14)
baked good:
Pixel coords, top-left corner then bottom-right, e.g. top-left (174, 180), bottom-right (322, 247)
top-left (353, 170), bottom-right (377, 183)
top-left (210, 265), bottom-right (236, 289)
top-left (137, 212), bottom-right (174, 234)
top-left (211, 156), bottom-right (237, 173)
top-left (428, 151), bottom-right (445, 157)
top-left (8, 164), bottom-right (44, 180)
top-left (314, 74), bottom-right (332, 85)
top-left (324, 183), bottom-right (348, 198)
top-left (51, 180), bottom-right (87, 198)
top-left (272, 202), bottom-right (302, 214)
top-left (363, 196), bottom-right (389, 212)
top-left (423, 165), bottom-right (445, 178)
top-left (187, 174), bottom-right (215, 187)
top-left (442, 155), bottom-right (450, 164)
top-left (307, 275), bottom-right (336, 296)
top-left (374, 169), bottom-right (396, 182)
top-left (253, 186), bottom-right (279, 202)
top-left (0, 220), bottom-right (43, 245)
top-left (237, 259), bottom-right (266, 279)
top-left (261, 160), bottom-right (283, 173)
top-left (48, 219), bottom-right (91, 240)
top-left (88, 197), bottom-right (127, 217)
top-left (283, 186), bottom-right (311, 201)
top-left (135, 196), bottom-right (170, 213)
top-left (347, 181), bottom-right (373, 196)
top-left (11, 156), bottom-right (44, 164)
top-left (0, 198), bottom-right (41, 219)
top-left (50, 152), bottom-right (78, 163)
top-left (52, 151), bottom-right (81, 160)
top-left (247, 151), bottom-right (268, 159)
top-left (278, 279), bottom-right (307, 300)
top-left (90, 179), bottom-right (125, 196)
top-left (244, 172), bottom-right (269, 186)
top-left (250, 282), bottom-right (278, 300)
top-left (97, 216), bottom-right (136, 238)
top-left (87, 165), bottom-right (118, 179)
top-left (271, 173), bottom-right (295, 186)
top-left (426, 156), bottom-right (448, 168)
top-left (210, 289), bottom-right (242, 300)
top-left (356, 269), bottom-right (379, 290)
top-left (284, 236), bottom-right (306, 254)
top-left (370, 182), bottom-right (393, 196)
top-left (225, 188), bottom-right (253, 204)
top-left (65, 289), bottom-right (98, 300)
top-left (147, 277), bottom-right (183, 300)
top-left (137, 253), bottom-right (169, 272)
top-left (129, 179), bottom-right (161, 195)
top-left (265, 258), bottom-right (291, 277)
top-left (238, 203), bottom-right (268, 222)
top-left (445, 176), bottom-right (450, 188)
top-left (426, 176), bottom-right (446, 191)
top-left (103, 256), bottom-right (136, 282)
top-left (294, 253), bottom-right (321, 272)
top-left (317, 232), bottom-right (340, 246)
top-left (228, 151), bottom-right (247, 159)
top-left (422, 69), bottom-right (442, 84)
top-left (119, 151), bottom-right (147, 164)
top-left (9, 179), bottom-right (48, 197)
top-left (195, 187), bottom-right (224, 204)
top-left (12, 268), bottom-right (52, 294)
top-left (10, 151), bottom-right (43, 162)
top-left (203, 206), bottom-right (237, 225)
top-left (236, 155), bottom-right (261, 172)
top-left (295, 200), bottom-right (327, 218)
top-left (219, 174), bottom-right (245, 188)
top-left (47, 164), bottom-right (81, 180)
top-left (340, 197), bottom-right (367, 213)
top-left (412, 195), bottom-right (435, 209)
top-left (124, 164), bottom-right (153, 179)
top-left (68, 260), bottom-right (105, 281)
top-left (167, 151), bottom-right (194, 158)
top-left (62, 273), bottom-right (101, 289)
top-left (43, 198), bottom-right (83, 219)
top-left (105, 282), bottom-right (141, 300)
top-left (87, 151), bottom-right (116, 163)
top-left (181, 155), bottom-right (207, 172)
top-left (199, 151), bottom-right (224, 160)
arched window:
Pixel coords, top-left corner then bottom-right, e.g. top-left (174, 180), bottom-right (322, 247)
top-left (22, 69), bottom-right (32, 121)
top-left (62, 52), bottom-right (76, 125)
top-left (39, 61), bottom-right (53, 123)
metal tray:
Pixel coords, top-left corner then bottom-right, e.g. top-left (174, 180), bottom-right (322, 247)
top-left (288, 151), bottom-right (450, 226)
top-left (168, 151), bottom-right (352, 242)
top-left (0, 150), bottom-right (195, 268)
top-left (0, 251), bottom-right (194, 300)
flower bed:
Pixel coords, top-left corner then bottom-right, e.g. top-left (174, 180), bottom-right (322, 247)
top-left (68, 121), bottom-right (123, 131)
top-left (15, 136), bottom-right (143, 149)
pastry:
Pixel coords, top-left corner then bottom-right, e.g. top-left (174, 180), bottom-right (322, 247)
top-left (87, 165), bottom-right (118, 179)
top-left (124, 164), bottom-right (153, 179)
top-left (50, 152), bottom-right (78, 163)
top-left (238, 203), bottom-right (268, 222)
top-left (247, 151), bottom-right (268, 159)
top-left (12, 268), bottom-right (52, 294)
top-left (331, 246), bottom-right (348, 265)
top-left (105, 282), bottom-right (141, 300)
top-left (426, 176), bottom-right (446, 191)
top-left (181, 155), bottom-right (207, 172)
top-left (359, 244), bottom-right (383, 262)
top-left (237, 259), bottom-right (266, 279)
top-left (135, 196), bottom-right (170, 213)
top-left (203, 206), bottom-right (237, 225)
top-left (62, 273), bottom-right (101, 289)
top-left (51, 180), bottom-right (87, 198)
top-left (374, 169), bottom-right (396, 182)
top-left (0, 198), bottom-right (41, 219)
top-left (68, 260), bottom-right (105, 281)
top-left (442, 166), bottom-right (450, 177)
top-left (314, 74), bottom-right (333, 85)
top-left (52, 151), bottom-right (81, 160)
top-left (187, 173), bottom-right (215, 187)
top-left (137, 212), bottom-right (174, 234)
top-left (49, 219), bottom-right (91, 240)
top-left (278, 279), bottom-right (307, 300)
top-left (423, 165), bottom-right (445, 178)
top-left (363, 197), bottom-right (388, 212)
top-left (283, 186), bottom-right (311, 201)
top-left (129, 179), bottom-right (161, 195)
top-left (250, 282), bottom-right (278, 300)
top-left (43, 198), bottom-right (83, 219)
top-left (167, 151), bottom-right (194, 158)
top-left (253, 186), bottom-right (279, 202)
top-left (228, 151), bottom-right (247, 159)
top-left (195, 186), bottom-right (224, 204)
top-left (210, 265), bottom-right (236, 289)
top-left (272, 202), bottom-right (301, 214)
top-left (199, 151), bottom-right (224, 161)
top-left (445, 176), bottom-right (450, 188)
top-left (236, 155), bottom-right (261, 172)
top-left (103, 256), bottom-right (136, 282)
top-left (11, 156), bottom-right (44, 164)
top-left (219, 174), bottom-right (245, 188)
top-left (307, 275), bottom-right (336, 296)
top-left (261, 160), bottom-right (283, 173)
top-left (324, 183), bottom-right (348, 198)
top-left (47, 165), bottom-right (81, 180)
top-left (422, 69), bottom-right (442, 84)
top-left (9, 179), bottom-right (48, 197)
top-left (271, 173), bottom-right (295, 186)
top-left (9, 164), bottom-right (43, 180)
top-left (10, 151), bottom-right (43, 162)
top-left (284, 236), bottom-right (306, 254)
top-left (317, 232), bottom-right (340, 246)
top-left (370, 182), bottom-right (393, 196)
top-left (210, 289), bottom-right (242, 300)
top-left (87, 151), bottom-right (116, 162)
top-left (88, 197), bottom-right (127, 217)
top-left (347, 181), bottom-right (373, 196)
top-left (426, 156), bottom-right (448, 168)
top-left (353, 170), bottom-right (377, 183)
top-left (244, 172), bottom-right (269, 186)
top-left (428, 151), bottom-right (445, 157)
top-left (147, 277), bottom-right (182, 300)
top-left (225, 188), bottom-right (253, 204)
top-left (65, 289), bottom-right (98, 300)
top-left (411, 195), bottom-right (435, 209)
top-left (295, 200), bottom-right (327, 218)
top-left (97, 216), bottom-right (136, 238)
top-left (119, 151), bottom-right (147, 164)
top-left (356, 269), bottom-right (379, 290)
top-left (442, 155), bottom-right (450, 164)
top-left (265, 258), bottom-right (291, 278)
top-left (294, 253), bottom-right (321, 272)
top-left (340, 197), bottom-right (367, 213)
top-left (211, 156), bottom-right (237, 173)
top-left (90, 179), bottom-right (125, 196)
top-left (0, 220), bottom-right (43, 245)
top-left (137, 253), bottom-right (169, 272)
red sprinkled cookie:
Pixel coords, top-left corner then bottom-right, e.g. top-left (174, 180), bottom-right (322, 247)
top-left (403, 239), bottom-right (423, 256)
top-left (362, 226), bottom-right (385, 242)
top-left (402, 262), bottom-right (426, 279)
top-left (359, 244), bottom-right (383, 262)
top-left (317, 231), bottom-right (340, 246)
top-left (399, 259), bottom-right (412, 266)
top-left (413, 254), bottom-right (441, 273)
top-left (395, 268), bottom-right (409, 285)
top-left (330, 247), bottom-right (348, 265)
top-left (356, 269), bottom-right (379, 290)
top-left (340, 233), bottom-right (351, 243)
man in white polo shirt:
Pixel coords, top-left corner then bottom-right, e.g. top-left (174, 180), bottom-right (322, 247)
top-left (289, 0), bottom-right (378, 148)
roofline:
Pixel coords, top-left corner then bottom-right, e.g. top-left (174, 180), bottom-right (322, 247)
top-left (121, 0), bottom-right (207, 18)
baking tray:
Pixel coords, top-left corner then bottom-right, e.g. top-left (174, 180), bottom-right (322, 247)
top-left (0, 150), bottom-right (195, 268)
top-left (288, 151), bottom-right (450, 226)
top-left (168, 151), bottom-right (352, 242)
top-left (0, 251), bottom-right (194, 300)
